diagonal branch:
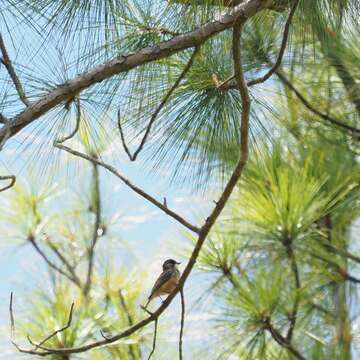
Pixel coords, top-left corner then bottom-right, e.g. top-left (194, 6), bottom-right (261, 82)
top-left (28, 235), bottom-right (81, 288)
top-left (44, 236), bottom-right (82, 288)
top-left (27, 303), bottom-right (75, 350)
top-left (83, 161), bottom-right (102, 296)
top-left (266, 320), bottom-right (306, 360)
top-left (274, 69), bottom-right (360, 140)
top-left (0, 34), bottom-right (30, 107)
top-left (54, 143), bottom-right (200, 234)
top-left (0, 0), bottom-right (266, 148)
top-left (218, 0), bottom-right (299, 89)
top-left (119, 46), bottom-right (199, 161)
top-left (0, 174), bottom-right (16, 192)
top-left (10, 14), bottom-right (252, 357)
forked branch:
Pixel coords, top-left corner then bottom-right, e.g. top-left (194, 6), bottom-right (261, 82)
top-left (10, 14), bottom-right (251, 357)
top-left (119, 46), bottom-right (199, 161)
top-left (218, 0), bottom-right (299, 89)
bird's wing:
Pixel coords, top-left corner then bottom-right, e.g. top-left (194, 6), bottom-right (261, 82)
top-left (149, 269), bottom-right (173, 298)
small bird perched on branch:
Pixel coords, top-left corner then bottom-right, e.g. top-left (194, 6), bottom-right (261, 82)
top-left (144, 259), bottom-right (181, 309)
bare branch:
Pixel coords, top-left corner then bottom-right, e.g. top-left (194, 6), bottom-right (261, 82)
top-left (119, 289), bottom-right (137, 360)
top-left (27, 303), bottom-right (75, 350)
top-left (218, 0), bottom-right (299, 89)
top-left (9, 292), bottom-right (14, 339)
top-left (273, 69), bottom-right (360, 140)
top-left (119, 46), bottom-right (199, 161)
top-left (83, 161), bottom-right (102, 296)
top-left (179, 288), bottom-right (185, 360)
top-left (28, 235), bottom-right (81, 288)
top-left (44, 235), bottom-right (82, 288)
top-left (285, 246), bottom-right (300, 342)
top-left (56, 97), bottom-right (81, 144)
top-left (54, 143), bottom-right (200, 234)
top-left (147, 319), bottom-right (158, 360)
top-left (0, 174), bottom-right (16, 192)
top-left (266, 320), bottom-right (307, 360)
top-left (10, 14), bottom-right (251, 357)
top-left (0, 0), bottom-right (266, 148)
top-left (0, 33), bottom-right (30, 106)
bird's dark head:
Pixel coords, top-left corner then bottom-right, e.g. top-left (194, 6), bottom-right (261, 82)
top-left (162, 259), bottom-right (181, 270)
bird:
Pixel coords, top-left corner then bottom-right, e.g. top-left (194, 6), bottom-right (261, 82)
top-left (144, 259), bottom-right (181, 309)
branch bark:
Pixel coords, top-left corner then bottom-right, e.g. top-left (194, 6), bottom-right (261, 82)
top-left (83, 161), bottom-right (102, 296)
top-left (266, 320), bottom-right (306, 360)
top-left (54, 143), bottom-right (200, 234)
top-left (0, 34), bottom-right (30, 106)
top-left (0, 0), bottom-right (266, 148)
top-left (0, 174), bottom-right (16, 192)
top-left (10, 13), bottom-right (252, 356)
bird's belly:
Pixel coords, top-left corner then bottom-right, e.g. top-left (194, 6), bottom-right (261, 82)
top-left (157, 276), bottom-right (178, 295)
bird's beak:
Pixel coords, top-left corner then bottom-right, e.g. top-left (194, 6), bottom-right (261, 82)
top-left (176, 261), bottom-right (181, 265)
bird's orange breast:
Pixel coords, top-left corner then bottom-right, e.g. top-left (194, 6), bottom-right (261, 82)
top-left (153, 276), bottom-right (179, 297)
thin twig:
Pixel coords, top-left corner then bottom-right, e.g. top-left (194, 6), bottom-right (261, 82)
top-left (310, 252), bottom-right (360, 284)
top-left (0, 116), bottom-right (11, 151)
top-left (0, 174), bottom-right (16, 192)
top-left (119, 289), bottom-right (137, 360)
top-left (274, 69), bottom-right (360, 140)
top-left (266, 320), bottom-right (306, 360)
top-left (286, 245), bottom-right (300, 342)
top-left (54, 143), bottom-right (200, 234)
top-left (9, 292), bottom-right (14, 339)
top-left (179, 288), bottom-right (185, 360)
top-left (218, 0), bottom-right (299, 89)
top-left (56, 97), bottom-right (81, 144)
top-left (44, 235), bottom-right (82, 288)
top-left (0, 33), bottom-right (29, 106)
top-left (83, 161), bottom-right (102, 296)
top-left (27, 303), bottom-right (75, 350)
top-left (119, 46), bottom-right (199, 161)
top-left (28, 235), bottom-right (80, 286)
top-left (9, 14), bottom-right (251, 357)
top-left (0, 0), bottom-right (265, 147)
top-left (147, 318), bottom-right (158, 360)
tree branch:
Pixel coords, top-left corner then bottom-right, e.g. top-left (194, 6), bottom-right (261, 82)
top-left (83, 161), bottom-right (102, 296)
top-left (0, 0), bottom-right (266, 148)
top-left (28, 235), bottom-right (81, 288)
top-left (44, 235), bottom-right (82, 288)
top-left (285, 245), bottom-right (300, 342)
top-left (0, 174), bottom-right (16, 192)
top-left (118, 289), bottom-right (137, 360)
top-left (179, 288), bottom-right (185, 360)
top-left (0, 33), bottom-right (30, 106)
top-left (10, 14), bottom-right (251, 356)
top-left (266, 320), bottom-right (307, 360)
top-left (218, 0), bottom-right (299, 89)
top-left (273, 69), bottom-right (360, 140)
top-left (56, 97), bottom-right (81, 144)
top-left (27, 303), bottom-right (74, 350)
top-left (54, 143), bottom-right (200, 234)
top-left (119, 46), bottom-right (199, 161)
top-left (147, 318), bottom-right (158, 360)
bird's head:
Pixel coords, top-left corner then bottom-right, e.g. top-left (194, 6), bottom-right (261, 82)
top-left (162, 258), bottom-right (181, 270)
